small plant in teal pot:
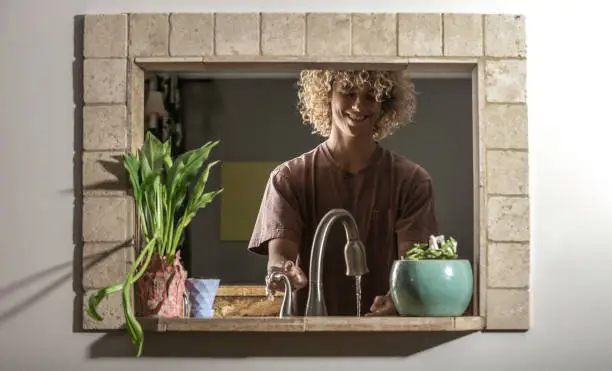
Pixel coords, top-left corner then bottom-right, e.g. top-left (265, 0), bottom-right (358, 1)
top-left (389, 235), bottom-right (473, 317)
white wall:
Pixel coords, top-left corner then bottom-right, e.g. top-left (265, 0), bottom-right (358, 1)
top-left (1, 0), bottom-right (611, 370)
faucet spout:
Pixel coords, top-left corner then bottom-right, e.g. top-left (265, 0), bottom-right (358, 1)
top-left (304, 209), bottom-right (369, 316)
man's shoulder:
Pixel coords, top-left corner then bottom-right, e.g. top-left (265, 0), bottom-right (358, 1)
top-left (269, 144), bottom-right (324, 180)
top-left (382, 147), bottom-right (432, 184)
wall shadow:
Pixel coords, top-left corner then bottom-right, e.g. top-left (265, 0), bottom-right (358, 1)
top-left (89, 330), bottom-right (475, 358)
top-left (0, 261), bottom-right (73, 328)
top-left (0, 240), bottom-right (129, 330)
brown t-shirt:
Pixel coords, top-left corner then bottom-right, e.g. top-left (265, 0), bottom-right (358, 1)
top-left (248, 142), bottom-right (439, 316)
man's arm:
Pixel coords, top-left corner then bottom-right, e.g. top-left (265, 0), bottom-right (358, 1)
top-left (267, 238), bottom-right (307, 291)
top-left (247, 166), bottom-right (307, 291)
top-left (367, 173), bottom-right (439, 316)
top-left (267, 238), bottom-right (299, 269)
top-left (395, 177), bottom-right (439, 259)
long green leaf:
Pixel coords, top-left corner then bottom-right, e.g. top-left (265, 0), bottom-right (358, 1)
top-left (87, 283), bottom-right (123, 321)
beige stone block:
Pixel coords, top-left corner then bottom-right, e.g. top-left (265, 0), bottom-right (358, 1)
top-left (443, 14), bottom-right (483, 56)
top-left (486, 150), bottom-right (529, 195)
top-left (306, 13), bottom-right (351, 56)
top-left (82, 242), bottom-right (134, 289)
top-left (215, 13), bottom-right (259, 55)
top-left (485, 14), bottom-right (526, 57)
top-left (129, 13), bottom-right (169, 57)
top-left (352, 13), bottom-right (397, 56)
top-left (127, 61), bottom-right (145, 151)
top-left (485, 59), bottom-right (526, 103)
top-left (83, 59), bottom-right (127, 104)
top-left (83, 196), bottom-right (133, 242)
top-left (83, 105), bottom-right (128, 150)
top-left (84, 14), bottom-right (128, 58)
top-left (486, 288), bottom-right (529, 330)
top-left (306, 13), bottom-right (350, 56)
top-left (478, 187), bottom-right (488, 316)
top-left (83, 151), bottom-right (128, 195)
top-left (169, 13), bottom-right (213, 56)
top-left (484, 103), bottom-right (528, 149)
top-left (475, 61), bottom-right (486, 187)
top-left (398, 13), bottom-right (442, 56)
top-left (82, 290), bottom-right (127, 330)
top-left (487, 196), bottom-right (530, 241)
top-left (488, 243), bottom-right (530, 288)
top-left (262, 13), bottom-right (305, 56)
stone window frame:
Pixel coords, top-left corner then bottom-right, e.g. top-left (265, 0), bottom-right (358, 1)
top-left (79, 12), bottom-right (529, 332)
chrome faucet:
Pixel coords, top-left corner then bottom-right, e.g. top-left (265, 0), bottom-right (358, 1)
top-left (304, 208), bottom-right (369, 316)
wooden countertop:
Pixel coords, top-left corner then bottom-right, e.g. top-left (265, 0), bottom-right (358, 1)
top-left (139, 316), bottom-right (484, 332)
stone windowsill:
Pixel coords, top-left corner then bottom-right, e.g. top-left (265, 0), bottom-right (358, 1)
top-left (138, 316), bottom-right (484, 332)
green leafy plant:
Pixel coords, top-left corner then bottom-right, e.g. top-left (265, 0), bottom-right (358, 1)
top-left (86, 132), bottom-right (223, 357)
top-left (404, 235), bottom-right (458, 260)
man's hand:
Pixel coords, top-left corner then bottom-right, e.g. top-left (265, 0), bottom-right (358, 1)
top-left (266, 260), bottom-right (308, 295)
top-left (265, 238), bottom-right (307, 295)
top-left (365, 293), bottom-right (397, 316)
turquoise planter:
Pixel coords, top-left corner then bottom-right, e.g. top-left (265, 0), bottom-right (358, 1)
top-left (389, 259), bottom-right (473, 317)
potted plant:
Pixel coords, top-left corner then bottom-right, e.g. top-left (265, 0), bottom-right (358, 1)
top-left (86, 132), bottom-right (223, 357)
top-left (389, 235), bottom-right (473, 317)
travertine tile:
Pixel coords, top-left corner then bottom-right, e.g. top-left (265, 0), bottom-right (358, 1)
top-left (487, 243), bottom-right (530, 288)
top-left (484, 103), bottom-right (528, 149)
top-left (83, 105), bottom-right (128, 151)
top-left (163, 317), bottom-right (305, 332)
top-left (82, 151), bottom-right (128, 195)
top-left (443, 14), bottom-right (483, 56)
top-left (127, 61), bottom-right (145, 151)
top-left (454, 316), bottom-right (485, 330)
top-left (486, 150), bottom-right (529, 195)
top-left (398, 13), bottom-right (442, 56)
top-left (129, 13), bottom-right (169, 57)
top-left (215, 13), bottom-right (259, 55)
top-left (475, 61), bottom-right (486, 187)
top-left (82, 290), bottom-right (127, 330)
top-left (485, 59), bottom-right (526, 103)
top-left (304, 317), bottom-right (454, 331)
top-left (352, 13), bottom-right (397, 56)
top-left (83, 59), bottom-right (127, 104)
top-left (262, 13), bottom-right (305, 56)
top-left (215, 296), bottom-right (282, 317)
top-left (306, 13), bottom-right (350, 56)
top-left (83, 196), bottom-right (133, 242)
top-left (486, 288), bottom-right (529, 330)
top-left (84, 14), bottom-right (128, 58)
top-left (169, 13), bottom-right (213, 56)
top-left (487, 196), bottom-right (530, 241)
top-left (479, 187), bottom-right (487, 259)
top-left (82, 242), bottom-right (133, 290)
top-left (479, 187), bottom-right (488, 316)
top-left (485, 14), bottom-right (526, 57)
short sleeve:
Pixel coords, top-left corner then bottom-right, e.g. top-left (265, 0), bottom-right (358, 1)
top-left (247, 166), bottom-right (303, 255)
top-left (395, 177), bottom-right (440, 258)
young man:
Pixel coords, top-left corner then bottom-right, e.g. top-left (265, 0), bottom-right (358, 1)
top-left (248, 69), bottom-right (439, 316)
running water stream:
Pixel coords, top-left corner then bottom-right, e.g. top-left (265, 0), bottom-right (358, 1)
top-left (355, 275), bottom-right (362, 317)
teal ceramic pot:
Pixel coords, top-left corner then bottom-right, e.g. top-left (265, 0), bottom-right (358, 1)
top-left (389, 259), bottom-right (473, 316)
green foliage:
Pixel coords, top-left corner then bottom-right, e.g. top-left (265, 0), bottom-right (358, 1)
top-left (404, 235), bottom-right (458, 260)
top-left (86, 132), bottom-right (223, 357)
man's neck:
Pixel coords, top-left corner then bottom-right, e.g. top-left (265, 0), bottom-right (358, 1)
top-left (326, 131), bottom-right (378, 174)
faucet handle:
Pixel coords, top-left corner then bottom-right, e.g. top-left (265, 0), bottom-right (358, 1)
top-left (344, 240), bottom-right (369, 276)
top-left (266, 271), bottom-right (294, 317)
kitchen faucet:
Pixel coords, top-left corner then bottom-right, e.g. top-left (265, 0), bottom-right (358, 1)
top-left (304, 208), bottom-right (369, 316)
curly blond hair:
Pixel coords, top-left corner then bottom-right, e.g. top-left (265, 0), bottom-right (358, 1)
top-left (296, 69), bottom-right (417, 141)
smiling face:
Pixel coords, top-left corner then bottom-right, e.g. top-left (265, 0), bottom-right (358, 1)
top-left (330, 81), bottom-right (383, 139)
